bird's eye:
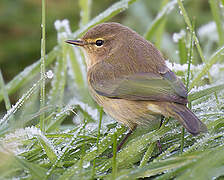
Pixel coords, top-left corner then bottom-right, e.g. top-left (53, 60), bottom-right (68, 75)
top-left (95, 39), bottom-right (104, 46)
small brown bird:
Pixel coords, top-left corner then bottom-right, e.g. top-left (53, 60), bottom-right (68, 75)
top-left (66, 22), bottom-right (207, 137)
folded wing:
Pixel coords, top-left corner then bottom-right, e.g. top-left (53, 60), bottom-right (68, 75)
top-left (88, 61), bottom-right (188, 105)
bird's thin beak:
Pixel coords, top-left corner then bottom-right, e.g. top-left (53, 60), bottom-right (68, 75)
top-left (66, 40), bottom-right (86, 46)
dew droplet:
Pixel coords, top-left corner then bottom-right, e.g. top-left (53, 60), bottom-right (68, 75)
top-left (46, 70), bottom-right (54, 79)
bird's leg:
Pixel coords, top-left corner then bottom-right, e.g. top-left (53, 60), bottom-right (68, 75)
top-left (107, 125), bottom-right (137, 158)
top-left (156, 116), bottom-right (164, 153)
top-left (116, 125), bottom-right (137, 152)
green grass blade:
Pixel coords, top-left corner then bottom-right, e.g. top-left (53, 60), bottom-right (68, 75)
top-left (100, 126), bottom-right (170, 172)
top-left (181, 25), bottom-right (194, 153)
top-left (0, 152), bottom-right (18, 179)
top-left (79, 0), bottom-right (92, 27)
top-left (179, 146), bottom-right (224, 179)
top-left (154, 163), bottom-right (193, 180)
top-left (178, 36), bottom-right (188, 64)
top-left (92, 107), bottom-right (103, 178)
top-left (186, 26), bottom-right (194, 92)
top-left (83, 126), bottom-right (126, 162)
top-left (139, 142), bottom-right (156, 167)
top-left (144, 0), bottom-right (177, 41)
top-left (177, 0), bottom-right (213, 86)
top-left (68, 47), bottom-right (87, 91)
top-left (209, 0), bottom-right (224, 46)
top-left (155, 144), bottom-right (180, 161)
top-left (72, 0), bottom-right (139, 38)
top-left (0, 78), bottom-right (42, 128)
top-left (190, 46), bottom-right (224, 89)
top-left (46, 124), bottom-right (87, 178)
top-left (40, 0), bottom-right (46, 132)
top-left (177, 0), bottom-right (206, 64)
top-left (0, 47), bottom-right (59, 103)
top-left (115, 156), bottom-right (196, 180)
top-left (112, 132), bottom-right (118, 179)
top-left (58, 126), bottom-right (127, 180)
top-left (15, 156), bottom-right (47, 180)
top-left (173, 30), bottom-right (187, 64)
top-left (37, 135), bottom-right (57, 163)
top-left (49, 44), bottom-right (67, 107)
top-left (46, 105), bottom-right (75, 133)
top-left (154, 0), bottom-right (169, 49)
top-left (0, 70), bottom-right (12, 112)
top-left (189, 83), bottom-right (224, 101)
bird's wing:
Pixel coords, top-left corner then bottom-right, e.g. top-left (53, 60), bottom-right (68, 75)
top-left (88, 61), bottom-right (188, 105)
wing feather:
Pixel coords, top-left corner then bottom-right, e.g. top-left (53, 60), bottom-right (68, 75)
top-left (88, 60), bottom-right (188, 104)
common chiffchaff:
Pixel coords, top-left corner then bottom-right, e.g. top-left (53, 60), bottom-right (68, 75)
top-left (66, 22), bottom-right (207, 136)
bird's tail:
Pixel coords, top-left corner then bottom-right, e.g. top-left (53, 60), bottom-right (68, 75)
top-left (165, 103), bottom-right (207, 136)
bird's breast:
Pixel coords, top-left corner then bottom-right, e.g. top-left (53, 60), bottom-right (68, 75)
top-left (87, 83), bottom-right (161, 130)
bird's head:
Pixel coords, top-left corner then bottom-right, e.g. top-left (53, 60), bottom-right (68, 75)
top-left (66, 22), bottom-right (131, 68)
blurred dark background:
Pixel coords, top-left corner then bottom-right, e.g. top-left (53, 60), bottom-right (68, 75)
top-left (0, 0), bottom-right (211, 83)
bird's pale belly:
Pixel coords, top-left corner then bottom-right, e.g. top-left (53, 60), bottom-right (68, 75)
top-left (90, 88), bottom-right (162, 130)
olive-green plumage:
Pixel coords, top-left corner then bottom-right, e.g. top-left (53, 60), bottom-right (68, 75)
top-left (66, 22), bottom-right (207, 135)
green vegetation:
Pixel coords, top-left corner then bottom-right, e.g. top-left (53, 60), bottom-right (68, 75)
top-left (0, 0), bottom-right (224, 179)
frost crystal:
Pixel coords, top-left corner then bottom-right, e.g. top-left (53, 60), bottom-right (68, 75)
top-left (83, 161), bottom-right (90, 168)
top-left (209, 63), bottom-right (224, 78)
top-left (69, 98), bottom-right (98, 121)
top-left (198, 21), bottom-right (218, 41)
top-left (166, 60), bottom-right (190, 72)
top-left (54, 104), bottom-right (75, 120)
top-left (46, 70), bottom-right (54, 79)
top-left (165, 60), bottom-right (224, 74)
top-left (0, 79), bottom-right (41, 126)
top-left (173, 29), bottom-right (186, 43)
top-left (54, 19), bottom-right (71, 34)
top-left (54, 19), bottom-right (72, 43)
top-left (67, 48), bottom-right (87, 84)
top-left (0, 126), bottom-right (42, 154)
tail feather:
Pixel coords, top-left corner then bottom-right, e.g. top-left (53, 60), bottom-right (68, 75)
top-left (167, 103), bottom-right (207, 136)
